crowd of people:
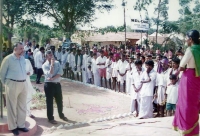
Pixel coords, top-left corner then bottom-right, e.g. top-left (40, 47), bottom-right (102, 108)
top-left (1, 29), bottom-right (200, 136)
top-left (17, 37), bottom-right (185, 120)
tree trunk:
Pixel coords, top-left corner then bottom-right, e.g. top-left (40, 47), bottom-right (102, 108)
top-left (155, 0), bottom-right (162, 45)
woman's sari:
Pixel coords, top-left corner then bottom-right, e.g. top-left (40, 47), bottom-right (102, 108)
top-left (173, 44), bottom-right (200, 136)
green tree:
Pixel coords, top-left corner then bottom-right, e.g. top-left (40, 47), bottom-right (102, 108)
top-left (15, 20), bottom-right (63, 45)
top-left (26, 0), bottom-right (113, 38)
top-left (2, 0), bottom-right (26, 47)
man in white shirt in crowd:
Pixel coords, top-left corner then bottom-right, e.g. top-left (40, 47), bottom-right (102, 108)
top-left (96, 50), bottom-right (107, 88)
top-left (34, 47), bottom-right (45, 84)
top-left (75, 50), bottom-right (83, 81)
top-left (24, 42), bottom-right (30, 52)
top-left (138, 60), bottom-right (157, 119)
top-left (130, 60), bottom-right (144, 117)
top-left (33, 44), bottom-right (39, 58)
top-left (55, 47), bottom-right (62, 64)
top-left (82, 50), bottom-right (89, 84)
top-left (105, 53), bottom-right (113, 89)
top-left (91, 53), bottom-right (100, 86)
top-left (68, 48), bottom-right (76, 80)
top-left (126, 56), bottom-right (135, 94)
top-left (31, 40), bottom-right (36, 52)
top-left (61, 48), bottom-right (68, 77)
top-left (117, 54), bottom-right (128, 93)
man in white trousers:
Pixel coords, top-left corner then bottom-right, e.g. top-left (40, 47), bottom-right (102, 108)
top-left (0, 42), bottom-right (29, 135)
top-left (25, 59), bottom-right (36, 118)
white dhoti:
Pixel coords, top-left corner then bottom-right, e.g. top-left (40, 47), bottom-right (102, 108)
top-left (157, 86), bottom-right (166, 105)
top-left (26, 77), bottom-right (36, 116)
top-left (130, 98), bottom-right (140, 113)
top-left (126, 71), bottom-right (131, 94)
top-left (117, 74), bottom-right (126, 83)
top-left (130, 88), bottom-right (141, 112)
top-left (106, 69), bottom-right (112, 80)
top-left (138, 96), bottom-right (153, 119)
top-left (93, 72), bottom-right (100, 86)
top-left (82, 70), bottom-right (87, 84)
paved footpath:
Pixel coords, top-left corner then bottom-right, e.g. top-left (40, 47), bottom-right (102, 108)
top-left (45, 117), bottom-right (179, 136)
top-left (31, 79), bottom-right (134, 135)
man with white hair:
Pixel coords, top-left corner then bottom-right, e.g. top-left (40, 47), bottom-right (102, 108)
top-left (0, 42), bottom-right (29, 135)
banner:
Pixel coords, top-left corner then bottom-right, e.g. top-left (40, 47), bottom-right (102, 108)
top-left (131, 19), bottom-right (149, 31)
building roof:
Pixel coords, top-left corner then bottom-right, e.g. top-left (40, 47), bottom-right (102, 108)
top-left (84, 32), bottom-right (146, 42)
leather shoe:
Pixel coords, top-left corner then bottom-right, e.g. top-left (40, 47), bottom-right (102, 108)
top-left (17, 127), bottom-right (29, 132)
top-left (61, 117), bottom-right (68, 121)
top-left (49, 120), bottom-right (58, 124)
top-left (11, 128), bottom-right (19, 136)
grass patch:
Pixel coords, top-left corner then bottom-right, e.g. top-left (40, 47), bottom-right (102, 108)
top-left (30, 74), bottom-right (45, 82)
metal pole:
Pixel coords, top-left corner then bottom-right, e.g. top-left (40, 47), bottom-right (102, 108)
top-left (124, 7), bottom-right (126, 49)
top-left (0, 0), bottom-right (3, 118)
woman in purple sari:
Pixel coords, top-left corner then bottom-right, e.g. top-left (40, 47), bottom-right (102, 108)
top-left (173, 30), bottom-right (200, 136)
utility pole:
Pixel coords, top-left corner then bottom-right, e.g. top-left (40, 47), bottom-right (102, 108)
top-left (0, 0), bottom-right (3, 118)
top-left (122, 0), bottom-right (126, 49)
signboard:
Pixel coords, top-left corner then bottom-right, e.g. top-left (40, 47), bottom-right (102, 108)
top-left (131, 19), bottom-right (149, 31)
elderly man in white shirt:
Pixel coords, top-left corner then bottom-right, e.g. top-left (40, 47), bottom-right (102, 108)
top-left (96, 50), bottom-right (107, 88)
top-left (117, 54), bottom-right (128, 93)
top-left (34, 47), bottom-right (45, 84)
top-left (138, 60), bottom-right (157, 119)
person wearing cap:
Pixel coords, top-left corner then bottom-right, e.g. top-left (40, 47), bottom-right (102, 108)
top-left (0, 42), bottom-right (29, 135)
top-left (96, 50), bottom-right (107, 87)
top-left (154, 58), bottom-right (170, 117)
top-left (34, 47), bottom-right (45, 84)
top-left (125, 56), bottom-right (135, 94)
top-left (42, 50), bottom-right (68, 124)
top-left (138, 60), bottom-right (157, 119)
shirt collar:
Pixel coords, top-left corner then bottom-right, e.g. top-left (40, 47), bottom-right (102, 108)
top-left (12, 53), bottom-right (22, 60)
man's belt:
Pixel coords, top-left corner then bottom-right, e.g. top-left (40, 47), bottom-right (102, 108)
top-left (9, 79), bottom-right (26, 82)
top-left (45, 82), bottom-right (60, 84)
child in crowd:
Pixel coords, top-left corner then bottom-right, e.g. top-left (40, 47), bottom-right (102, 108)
top-left (106, 53), bottom-right (113, 89)
top-left (87, 65), bottom-right (92, 84)
top-left (165, 74), bottom-right (179, 116)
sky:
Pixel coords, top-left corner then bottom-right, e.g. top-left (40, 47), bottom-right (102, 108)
top-left (40, 0), bottom-right (181, 29)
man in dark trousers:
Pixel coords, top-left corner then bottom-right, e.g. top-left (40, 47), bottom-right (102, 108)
top-left (42, 50), bottom-right (68, 124)
top-left (34, 47), bottom-right (45, 84)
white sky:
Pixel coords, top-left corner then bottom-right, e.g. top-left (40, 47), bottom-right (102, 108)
top-left (40, 0), bottom-right (181, 29)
